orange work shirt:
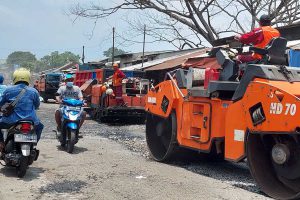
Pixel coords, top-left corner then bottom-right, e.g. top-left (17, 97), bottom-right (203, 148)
top-left (113, 69), bottom-right (125, 87)
top-left (252, 26), bottom-right (280, 59)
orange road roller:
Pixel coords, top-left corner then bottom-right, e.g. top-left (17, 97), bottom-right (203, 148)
top-left (145, 37), bottom-right (300, 199)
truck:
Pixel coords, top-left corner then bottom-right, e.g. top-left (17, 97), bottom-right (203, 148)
top-left (35, 73), bottom-right (63, 102)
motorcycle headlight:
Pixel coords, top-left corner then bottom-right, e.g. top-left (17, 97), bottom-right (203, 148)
top-left (69, 114), bottom-right (78, 121)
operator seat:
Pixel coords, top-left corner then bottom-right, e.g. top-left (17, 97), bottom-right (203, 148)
top-left (250, 37), bottom-right (287, 65)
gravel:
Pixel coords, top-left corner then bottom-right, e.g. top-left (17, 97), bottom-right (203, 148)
top-left (35, 102), bottom-right (265, 198)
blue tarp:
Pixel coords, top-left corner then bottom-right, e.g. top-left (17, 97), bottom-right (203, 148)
top-left (289, 49), bottom-right (300, 67)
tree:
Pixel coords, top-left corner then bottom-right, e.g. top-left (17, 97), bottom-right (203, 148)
top-left (32, 60), bottom-right (48, 72)
top-left (21, 61), bottom-right (35, 70)
top-left (70, 0), bottom-right (300, 49)
top-left (103, 47), bottom-right (126, 58)
top-left (6, 51), bottom-right (37, 69)
top-left (40, 51), bottom-right (80, 67)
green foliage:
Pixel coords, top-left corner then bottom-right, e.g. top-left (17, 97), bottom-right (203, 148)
top-left (32, 60), bottom-right (48, 72)
top-left (6, 51), bottom-right (80, 72)
top-left (6, 51), bottom-right (37, 69)
top-left (103, 47), bottom-right (126, 58)
top-left (40, 51), bottom-right (80, 67)
top-left (21, 61), bottom-right (35, 70)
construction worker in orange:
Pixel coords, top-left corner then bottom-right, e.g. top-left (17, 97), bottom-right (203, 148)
top-left (234, 14), bottom-right (280, 63)
top-left (112, 63), bottom-right (126, 106)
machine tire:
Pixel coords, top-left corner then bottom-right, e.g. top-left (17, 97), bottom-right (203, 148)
top-left (247, 133), bottom-right (300, 199)
top-left (66, 129), bottom-right (76, 153)
top-left (100, 117), bottom-right (110, 123)
top-left (17, 156), bottom-right (29, 178)
top-left (146, 111), bottom-right (178, 162)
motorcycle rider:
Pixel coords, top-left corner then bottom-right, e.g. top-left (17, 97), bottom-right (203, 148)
top-left (0, 68), bottom-right (44, 152)
top-left (55, 74), bottom-right (86, 132)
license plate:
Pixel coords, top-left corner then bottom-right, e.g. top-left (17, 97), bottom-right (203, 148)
top-left (14, 134), bottom-right (37, 143)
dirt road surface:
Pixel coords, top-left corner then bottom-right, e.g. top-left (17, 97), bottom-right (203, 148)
top-left (0, 103), bottom-right (270, 200)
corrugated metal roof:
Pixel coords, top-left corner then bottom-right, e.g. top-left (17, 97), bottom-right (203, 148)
top-left (123, 39), bottom-right (300, 72)
top-left (121, 48), bottom-right (205, 71)
top-left (115, 50), bottom-right (173, 58)
top-left (183, 57), bottom-right (220, 69)
top-left (144, 49), bottom-right (208, 71)
top-left (39, 62), bottom-right (77, 73)
top-left (287, 40), bottom-right (300, 49)
top-left (121, 57), bottom-right (171, 70)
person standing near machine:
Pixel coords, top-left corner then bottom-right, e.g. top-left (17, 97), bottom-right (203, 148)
top-left (112, 63), bottom-right (126, 106)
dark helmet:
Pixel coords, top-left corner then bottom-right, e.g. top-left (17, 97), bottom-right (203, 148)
top-left (0, 74), bottom-right (4, 84)
top-left (259, 14), bottom-right (271, 26)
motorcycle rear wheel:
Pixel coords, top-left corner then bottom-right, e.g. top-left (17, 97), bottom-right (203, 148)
top-left (17, 156), bottom-right (29, 178)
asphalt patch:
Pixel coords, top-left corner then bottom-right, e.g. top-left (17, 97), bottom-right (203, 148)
top-left (39, 180), bottom-right (87, 194)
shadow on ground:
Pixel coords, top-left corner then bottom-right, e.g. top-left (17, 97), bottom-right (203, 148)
top-left (0, 166), bottom-right (45, 181)
top-left (56, 145), bottom-right (88, 154)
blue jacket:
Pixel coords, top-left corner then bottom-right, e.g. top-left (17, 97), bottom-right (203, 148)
top-left (0, 84), bottom-right (7, 101)
top-left (0, 84), bottom-right (40, 125)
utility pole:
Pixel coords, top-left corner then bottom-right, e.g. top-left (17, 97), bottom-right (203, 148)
top-left (141, 25), bottom-right (146, 68)
top-left (82, 45), bottom-right (85, 64)
top-left (112, 27), bottom-right (115, 65)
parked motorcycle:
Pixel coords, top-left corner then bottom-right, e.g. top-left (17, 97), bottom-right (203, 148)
top-left (0, 120), bottom-right (39, 178)
top-left (56, 99), bottom-right (83, 153)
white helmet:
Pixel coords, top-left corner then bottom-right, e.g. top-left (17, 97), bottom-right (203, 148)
top-left (106, 88), bottom-right (113, 95)
top-left (104, 82), bottom-right (109, 87)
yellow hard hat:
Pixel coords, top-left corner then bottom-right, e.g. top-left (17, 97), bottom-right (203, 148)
top-left (13, 68), bottom-right (31, 85)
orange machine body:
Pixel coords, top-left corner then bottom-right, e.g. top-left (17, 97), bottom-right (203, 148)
top-left (146, 77), bottom-right (300, 162)
top-left (91, 84), bottom-right (145, 108)
top-left (89, 78), bottom-right (149, 122)
top-left (145, 40), bottom-right (300, 199)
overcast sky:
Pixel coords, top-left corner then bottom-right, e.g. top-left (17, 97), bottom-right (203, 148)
top-left (0, 0), bottom-right (175, 62)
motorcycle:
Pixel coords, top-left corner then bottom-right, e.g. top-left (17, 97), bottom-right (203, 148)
top-left (56, 99), bottom-right (83, 153)
top-left (1, 120), bottom-right (39, 178)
